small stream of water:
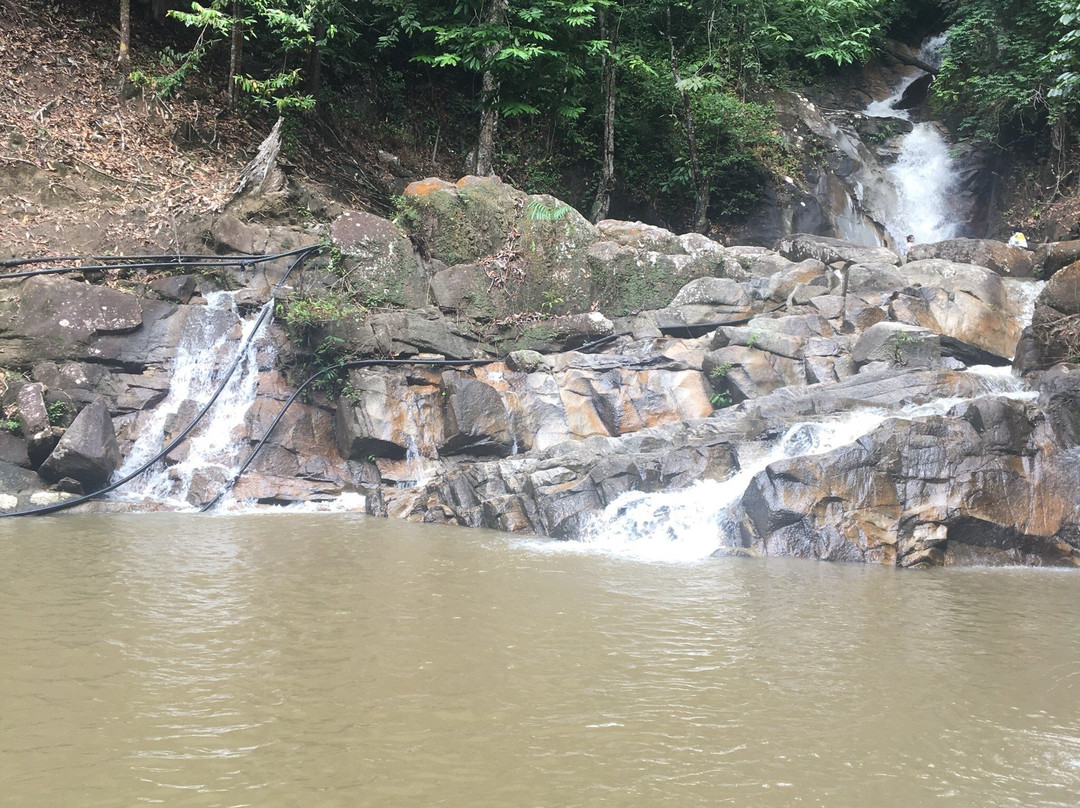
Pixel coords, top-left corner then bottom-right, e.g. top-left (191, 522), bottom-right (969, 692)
top-left (112, 292), bottom-right (272, 509)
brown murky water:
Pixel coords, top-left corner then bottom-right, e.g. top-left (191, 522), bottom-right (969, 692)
top-left (2, 512), bottom-right (1078, 807)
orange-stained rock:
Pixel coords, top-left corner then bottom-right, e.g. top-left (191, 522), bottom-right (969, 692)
top-left (403, 177), bottom-right (457, 197)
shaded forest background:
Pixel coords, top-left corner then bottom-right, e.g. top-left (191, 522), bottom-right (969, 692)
top-left (6, 0), bottom-right (1080, 244)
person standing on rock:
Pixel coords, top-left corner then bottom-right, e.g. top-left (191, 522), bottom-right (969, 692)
top-left (899, 234), bottom-right (915, 262)
top-left (1008, 230), bottom-right (1029, 249)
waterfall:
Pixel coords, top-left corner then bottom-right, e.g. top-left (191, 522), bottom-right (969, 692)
top-left (112, 292), bottom-right (271, 509)
top-left (864, 35), bottom-right (962, 245)
top-left (530, 368), bottom-right (1035, 563)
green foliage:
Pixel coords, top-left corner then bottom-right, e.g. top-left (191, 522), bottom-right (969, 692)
top-left (276, 290), bottom-right (359, 334)
top-left (384, 0), bottom-right (610, 121)
top-left (524, 199), bottom-right (572, 220)
top-left (934, 0), bottom-right (1069, 149)
top-left (710, 390), bottom-right (732, 407)
top-left (309, 335), bottom-right (351, 397)
top-left (129, 42), bottom-right (212, 99)
top-left (46, 401), bottom-right (67, 426)
top-left (709, 360), bottom-right (734, 407)
top-left (615, 59), bottom-right (790, 225)
top-left (235, 70), bottom-right (315, 113)
top-left (540, 289), bottom-right (564, 313)
top-left (709, 361), bottom-right (734, 378)
top-left (160, 0), bottom-right (347, 110)
top-left (888, 331), bottom-right (919, 364)
top-left (0, 416), bottom-right (22, 436)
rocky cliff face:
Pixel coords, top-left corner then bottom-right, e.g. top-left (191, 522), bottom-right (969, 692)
top-left (1, 175), bottom-right (1077, 568)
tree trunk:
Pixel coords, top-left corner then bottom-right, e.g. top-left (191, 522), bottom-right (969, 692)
top-left (118, 0), bottom-right (131, 71)
top-left (228, 0), bottom-right (243, 108)
top-left (304, 20), bottom-right (328, 100)
top-left (667, 10), bottom-right (708, 233)
top-left (591, 7), bottom-right (617, 223)
top-left (474, 70), bottom-right (499, 176)
top-left (472, 0), bottom-right (507, 176)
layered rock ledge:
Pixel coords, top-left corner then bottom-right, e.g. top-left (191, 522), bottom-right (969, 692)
top-left (1, 176), bottom-right (1077, 567)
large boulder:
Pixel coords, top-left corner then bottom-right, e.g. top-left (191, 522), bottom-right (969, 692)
top-left (851, 322), bottom-right (941, 368)
top-left (400, 177), bottom-right (600, 315)
top-left (1039, 260), bottom-right (1080, 315)
top-left (440, 371), bottom-right (519, 456)
top-left (1027, 261), bottom-right (1080, 368)
top-left (323, 308), bottom-right (487, 360)
top-left (1034, 240), bottom-right (1080, 279)
top-left (0, 275), bottom-right (144, 365)
top-left (907, 238), bottom-right (1035, 278)
top-left (330, 210), bottom-right (429, 308)
top-left (732, 398), bottom-right (1080, 567)
top-left (401, 176), bottom-right (525, 266)
top-left (335, 370), bottom-right (442, 461)
top-left (888, 259), bottom-right (1029, 359)
top-left (774, 233), bottom-right (900, 267)
top-left (586, 237), bottom-right (744, 317)
top-left (36, 399), bottom-right (120, 489)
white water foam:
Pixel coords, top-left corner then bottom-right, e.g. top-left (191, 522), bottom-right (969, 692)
top-left (525, 369), bottom-right (1034, 563)
top-left (113, 292), bottom-right (271, 509)
top-left (864, 34), bottom-right (961, 245)
top-left (210, 490), bottom-right (369, 514)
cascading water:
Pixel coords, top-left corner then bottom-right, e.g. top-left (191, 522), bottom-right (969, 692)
top-left (537, 366), bottom-right (1036, 563)
top-left (864, 34), bottom-right (962, 244)
top-left (112, 292), bottom-right (271, 509)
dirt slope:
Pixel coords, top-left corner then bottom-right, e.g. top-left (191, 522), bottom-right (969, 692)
top-left (0, 1), bottom-right (269, 259)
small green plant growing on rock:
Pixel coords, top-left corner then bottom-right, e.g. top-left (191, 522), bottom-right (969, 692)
top-left (1, 416), bottom-right (22, 436)
top-left (46, 401), bottom-right (67, 426)
top-left (524, 199), bottom-right (572, 221)
top-left (540, 290), bottom-right (563, 315)
top-left (709, 361), bottom-right (734, 408)
top-left (710, 390), bottom-right (732, 407)
top-left (888, 332), bottom-right (919, 365)
top-left (276, 291), bottom-right (359, 333)
top-left (310, 335), bottom-right (351, 398)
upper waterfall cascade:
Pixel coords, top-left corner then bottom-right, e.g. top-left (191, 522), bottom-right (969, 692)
top-left (863, 34), bottom-right (961, 246)
top-left (810, 34), bottom-right (970, 249)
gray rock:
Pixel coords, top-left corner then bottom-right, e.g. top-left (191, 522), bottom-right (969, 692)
top-left (0, 275), bottom-right (145, 365)
top-left (37, 399), bottom-right (120, 489)
top-left (775, 234), bottom-right (900, 267)
top-left (907, 238), bottom-right (1034, 278)
top-left (852, 322), bottom-right (940, 368)
top-left (17, 383), bottom-right (49, 436)
top-left (330, 210), bottom-right (429, 308)
top-left (440, 371), bottom-right (516, 456)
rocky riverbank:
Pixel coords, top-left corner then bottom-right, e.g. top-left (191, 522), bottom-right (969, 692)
top-left (2, 175), bottom-right (1080, 567)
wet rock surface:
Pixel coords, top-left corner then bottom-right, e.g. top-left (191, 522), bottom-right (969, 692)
top-left (1, 174), bottom-right (1078, 567)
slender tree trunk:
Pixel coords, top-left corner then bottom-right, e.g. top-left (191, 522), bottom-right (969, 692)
top-left (473, 0), bottom-right (507, 176)
top-left (667, 9), bottom-right (709, 233)
top-left (474, 71), bottom-right (498, 175)
top-left (227, 0), bottom-right (243, 108)
top-left (591, 7), bottom-right (617, 223)
top-left (304, 20), bottom-right (327, 100)
top-left (118, 0), bottom-right (131, 71)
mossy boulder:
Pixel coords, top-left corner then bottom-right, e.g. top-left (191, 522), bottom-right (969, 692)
top-left (400, 177), bottom-right (599, 318)
top-left (400, 176), bottom-right (747, 321)
top-left (400, 176), bottom-right (524, 266)
top-left (330, 210), bottom-right (427, 308)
